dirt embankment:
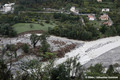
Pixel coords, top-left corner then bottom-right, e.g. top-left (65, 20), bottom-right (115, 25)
top-left (18, 30), bottom-right (45, 36)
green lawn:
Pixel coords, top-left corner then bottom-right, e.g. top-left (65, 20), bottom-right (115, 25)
top-left (13, 22), bottom-right (56, 33)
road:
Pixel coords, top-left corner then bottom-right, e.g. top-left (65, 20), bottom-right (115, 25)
top-left (19, 10), bottom-right (96, 16)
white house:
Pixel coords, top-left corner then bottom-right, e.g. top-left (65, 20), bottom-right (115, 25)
top-left (70, 6), bottom-right (79, 14)
top-left (102, 8), bottom-right (110, 12)
top-left (70, 6), bottom-right (75, 12)
top-left (0, 3), bottom-right (15, 13)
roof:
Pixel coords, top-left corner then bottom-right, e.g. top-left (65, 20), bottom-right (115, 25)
top-left (70, 6), bottom-right (79, 14)
top-left (88, 15), bottom-right (94, 18)
top-left (102, 8), bottom-right (110, 12)
top-left (99, 14), bottom-right (109, 20)
top-left (100, 14), bottom-right (108, 18)
top-left (70, 6), bottom-right (75, 12)
top-left (88, 15), bottom-right (95, 20)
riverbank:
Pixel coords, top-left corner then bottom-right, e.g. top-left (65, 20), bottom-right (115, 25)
top-left (55, 36), bottom-right (120, 67)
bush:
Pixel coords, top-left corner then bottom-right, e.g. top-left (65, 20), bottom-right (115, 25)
top-left (22, 44), bottom-right (29, 53)
top-left (6, 44), bottom-right (17, 51)
top-left (8, 30), bottom-right (17, 37)
top-left (45, 20), bottom-right (50, 23)
top-left (30, 24), bottom-right (33, 28)
top-left (40, 22), bottom-right (44, 26)
top-left (43, 52), bottom-right (56, 59)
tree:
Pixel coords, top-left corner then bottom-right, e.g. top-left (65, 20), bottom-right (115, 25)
top-left (22, 44), bottom-right (29, 53)
top-left (0, 24), bottom-right (17, 37)
top-left (30, 24), bottom-right (33, 28)
top-left (0, 46), bottom-right (13, 80)
top-left (40, 33), bottom-right (50, 53)
top-left (106, 65), bottom-right (114, 76)
top-left (30, 34), bottom-right (40, 48)
top-left (6, 44), bottom-right (17, 58)
top-left (0, 59), bottom-right (13, 80)
top-left (20, 56), bottom-right (83, 80)
top-left (100, 25), bottom-right (108, 34)
top-left (51, 64), bottom-right (71, 80)
top-left (87, 64), bottom-right (104, 76)
top-left (51, 57), bottom-right (83, 80)
top-left (20, 59), bottom-right (54, 80)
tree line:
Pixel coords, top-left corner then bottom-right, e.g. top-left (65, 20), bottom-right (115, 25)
top-left (48, 13), bottom-right (118, 40)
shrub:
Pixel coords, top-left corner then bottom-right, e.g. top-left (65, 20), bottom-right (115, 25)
top-left (30, 24), bottom-right (33, 28)
top-left (45, 20), bottom-right (50, 23)
top-left (43, 52), bottom-right (56, 59)
top-left (22, 44), bottom-right (29, 53)
top-left (6, 44), bottom-right (17, 51)
top-left (40, 22), bottom-right (44, 26)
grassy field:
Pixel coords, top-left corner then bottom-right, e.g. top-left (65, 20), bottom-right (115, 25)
top-left (13, 22), bottom-right (56, 33)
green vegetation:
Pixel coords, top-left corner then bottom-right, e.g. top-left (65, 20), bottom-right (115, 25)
top-left (30, 34), bottom-right (40, 48)
top-left (88, 20), bottom-right (101, 28)
top-left (22, 44), bottom-right (29, 53)
top-left (30, 33), bottom-right (50, 54)
top-left (0, 24), bottom-right (17, 37)
top-left (0, 0), bottom-right (120, 80)
top-left (39, 33), bottom-right (50, 53)
top-left (15, 57), bottom-right (83, 80)
top-left (13, 22), bottom-right (56, 33)
top-left (0, 0), bottom-right (119, 39)
top-left (43, 52), bottom-right (56, 59)
top-left (0, 59), bottom-right (13, 80)
top-left (86, 63), bottom-right (120, 78)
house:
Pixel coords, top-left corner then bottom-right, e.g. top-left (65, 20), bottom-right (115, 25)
top-left (0, 3), bottom-right (15, 13)
top-left (97, 0), bottom-right (102, 2)
top-left (88, 15), bottom-right (95, 21)
top-left (99, 14), bottom-right (109, 20)
top-left (70, 6), bottom-right (79, 14)
top-left (102, 8), bottom-right (110, 12)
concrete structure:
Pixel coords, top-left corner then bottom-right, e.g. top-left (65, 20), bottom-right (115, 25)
top-left (99, 14), bottom-right (109, 20)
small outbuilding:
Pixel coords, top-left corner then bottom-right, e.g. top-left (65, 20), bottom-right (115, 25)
top-left (88, 15), bottom-right (95, 21)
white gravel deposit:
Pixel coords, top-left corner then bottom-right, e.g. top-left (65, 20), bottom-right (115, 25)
top-left (1, 34), bottom-right (120, 68)
top-left (55, 36), bottom-right (120, 65)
